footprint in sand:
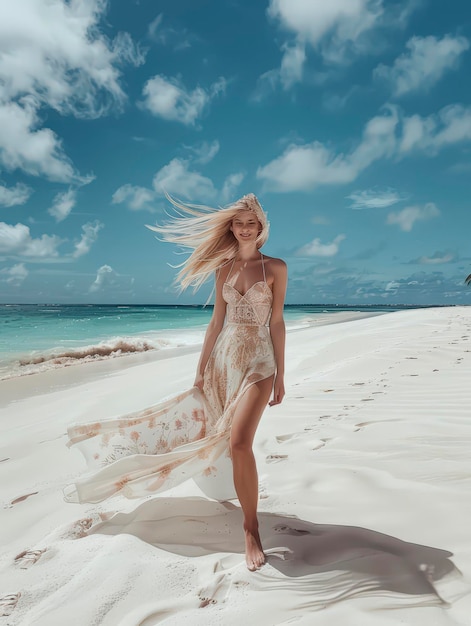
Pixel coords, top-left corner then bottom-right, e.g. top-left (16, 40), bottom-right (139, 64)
top-left (198, 573), bottom-right (231, 607)
top-left (10, 492), bottom-right (38, 506)
top-left (14, 549), bottom-right (47, 569)
top-left (266, 454), bottom-right (288, 463)
top-left (0, 593), bottom-right (21, 617)
top-left (70, 518), bottom-right (94, 538)
top-left (356, 418), bottom-right (403, 429)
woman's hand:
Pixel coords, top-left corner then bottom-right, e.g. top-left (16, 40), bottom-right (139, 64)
top-left (194, 372), bottom-right (204, 391)
top-left (269, 374), bottom-right (285, 406)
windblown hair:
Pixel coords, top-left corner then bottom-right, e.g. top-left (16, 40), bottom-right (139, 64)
top-left (147, 193), bottom-right (269, 291)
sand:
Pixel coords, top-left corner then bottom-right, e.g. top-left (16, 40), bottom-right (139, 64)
top-left (1, 306), bottom-right (470, 625)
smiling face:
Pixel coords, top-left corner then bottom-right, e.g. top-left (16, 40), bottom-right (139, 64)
top-left (230, 211), bottom-right (262, 244)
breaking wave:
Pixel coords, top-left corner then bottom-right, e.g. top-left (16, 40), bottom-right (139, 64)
top-left (1, 336), bottom-right (174, 380)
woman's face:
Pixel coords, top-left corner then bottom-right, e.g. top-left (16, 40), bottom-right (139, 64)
top-left (231, 211), bottom-right (261, 243)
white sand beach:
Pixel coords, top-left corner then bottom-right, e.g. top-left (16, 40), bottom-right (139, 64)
top-left (1, 306), bottom-right (471, 625)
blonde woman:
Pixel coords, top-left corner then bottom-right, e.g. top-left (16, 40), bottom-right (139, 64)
top-left (66, 194), bottom-right (287, 571)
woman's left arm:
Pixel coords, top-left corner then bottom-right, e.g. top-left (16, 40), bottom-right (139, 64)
top-left (269, 259), bottom-right (287, 406)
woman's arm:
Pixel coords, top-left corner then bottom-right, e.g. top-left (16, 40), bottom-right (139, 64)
top-left (194, 271), bottom-right (227, 389)
top-left (268, 259), bottom-right (287, 406)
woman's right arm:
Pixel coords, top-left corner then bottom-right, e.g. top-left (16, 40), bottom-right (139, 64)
top-left (194, 271), bottom-right (227, 389)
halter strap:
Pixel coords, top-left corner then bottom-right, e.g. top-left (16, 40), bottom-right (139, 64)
top-left (226, 252), bottom-right (266, 284)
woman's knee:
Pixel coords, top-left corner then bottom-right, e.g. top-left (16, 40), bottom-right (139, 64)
top-left (230, 436), bottom-right (253, 456)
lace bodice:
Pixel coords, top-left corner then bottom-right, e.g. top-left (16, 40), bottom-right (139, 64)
top-left (223, 281), bottom-right (272, 326)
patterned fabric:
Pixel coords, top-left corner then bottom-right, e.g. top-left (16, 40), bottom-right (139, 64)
top-left (65, 272), bottom-right (275, 504)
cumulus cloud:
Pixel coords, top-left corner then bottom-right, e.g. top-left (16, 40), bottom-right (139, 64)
top-left (121, 139), bottom-right (241, 207)
top-left (374, 35), bottom-right (469, 97)
top-left (347, 188), bottom-right (407, 209)
top-left (387, 203), bottom-right (440, 232)
top-left (0, 0), bottom-right (143, 117)
top-left (112, 184), bottom-right (156, 211)
top-left (268, 0), bottom-right (383, 63)
top-left (140, 75), bottom-right (226, 126)
top-left (0, 222), bottom-right (62, 258)
top-left (0, 262), bottom-right (28, 286)
top-left (258, 106), bottom-right (398, 191)
top-left (153, 158), bottom-right (217, 200)
top-left (152, 157), bottom-right (246, 204)
top-left (89, 264), bottom-right (117, 292)
top-left (399, 104), bottom-right (471, 154)
top-left (0, 98), bottom-right (85, 183)
top-left (72, 221), bottom-right (103, 258)
top-left (48, 188), bottom-right (77, 222)
top-left (296, 234), bottom-right (346, 257)
top-left (0, 182), bottom-right (32, 207)
top-left (259, 103), bottom-right (471, 192)
top-left (0, 0), bottom-right (143, 181)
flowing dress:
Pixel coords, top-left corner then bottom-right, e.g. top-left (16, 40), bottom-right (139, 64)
top-left (65, 256), bottom-right (275, 504)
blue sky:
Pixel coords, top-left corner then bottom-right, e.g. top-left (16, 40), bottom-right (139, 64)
top-left (1, 0), bottom-right (471, 305)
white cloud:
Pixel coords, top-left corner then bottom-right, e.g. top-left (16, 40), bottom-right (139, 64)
top-left (0, 98), bottom-right (84, 183)
top-left (72, 221), bottom-right (103, 258)
top-left (387, 203), bottom-right (440, 232)
top-left (259, 103), bottom-right (471, 192)
top-left (399, 105), bottom-right (471, 154)
top-left (258, 106), bottom-right (398, 191)
top-left (89, 264), bottom-right (117, 292)
top-left (48, 188), bottom-right (77, 222)
top-left (279, 41), bottom-right (306, 88)
top-left (0, 182), bottom-right (32, 207)
top-left (221, 172), bottom-right (245, 203)
top-left (148, 14), bottom-right (164, 40)
top-left (0, 262), bottom-right (28, 285)
top-left (267, 0), bottom-right (383, 63)
top-left (112, 184), bottom-right (156, 211)
top-left (0, 222), bottom-right (62, 258)
top-left (0, 0), bottom-right (143, 117)
top-left (186, 140), bottom-right (220, 165)
top-left (153, 158), bottom-right (217, 200)
top-left (415, 252), bottom-right (455, 264)
top-left (254, 41), bottom-right (306, 98)
top-left (348, 188), bottom-right (407, 209)
top-left (122, 144), bottom-right (240, 207)
top-left (141, 75), bottom-right (226, 126)
top-left (0, 0), bottom-right (143, 181)
top-left (374, 35), bottom-right (469, 97)
top-left (296, 234), bottom-right (346, 257)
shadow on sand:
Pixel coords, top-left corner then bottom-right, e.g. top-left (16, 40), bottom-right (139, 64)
top-left (89, 497), bottom-right (466, 612)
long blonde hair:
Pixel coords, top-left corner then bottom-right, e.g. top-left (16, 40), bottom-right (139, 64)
top-left (147, 193), bottom-right (269, 291)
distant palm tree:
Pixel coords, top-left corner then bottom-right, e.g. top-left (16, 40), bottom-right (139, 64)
top-left (466, 274), bottom-right (471, 285)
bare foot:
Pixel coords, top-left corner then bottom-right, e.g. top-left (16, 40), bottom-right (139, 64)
top-left (244, 528), bottom-right (265, 571)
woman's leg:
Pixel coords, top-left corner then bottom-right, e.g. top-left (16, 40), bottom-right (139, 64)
top-left (230, 375), bottom-right (274, 571)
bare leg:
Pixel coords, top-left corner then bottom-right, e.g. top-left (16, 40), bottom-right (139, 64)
top-left (230, 376), bottom-right (274, 571)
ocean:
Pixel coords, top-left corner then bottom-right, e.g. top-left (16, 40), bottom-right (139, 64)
top-left (0, 303), bottom-right (424, 380)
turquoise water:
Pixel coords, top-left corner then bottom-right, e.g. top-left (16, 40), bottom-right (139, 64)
top-left (0, 303), bottom-right (422, 379)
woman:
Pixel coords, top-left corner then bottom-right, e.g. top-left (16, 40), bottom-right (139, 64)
top-left (66, 193), bottom-right (287, 571)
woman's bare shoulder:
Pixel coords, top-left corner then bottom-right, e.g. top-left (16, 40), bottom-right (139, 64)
top-left (263, 255), bottom-right (287, 271)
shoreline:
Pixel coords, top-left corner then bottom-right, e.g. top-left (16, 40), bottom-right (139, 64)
top-left (0, 310), bottom-right (382, 406)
